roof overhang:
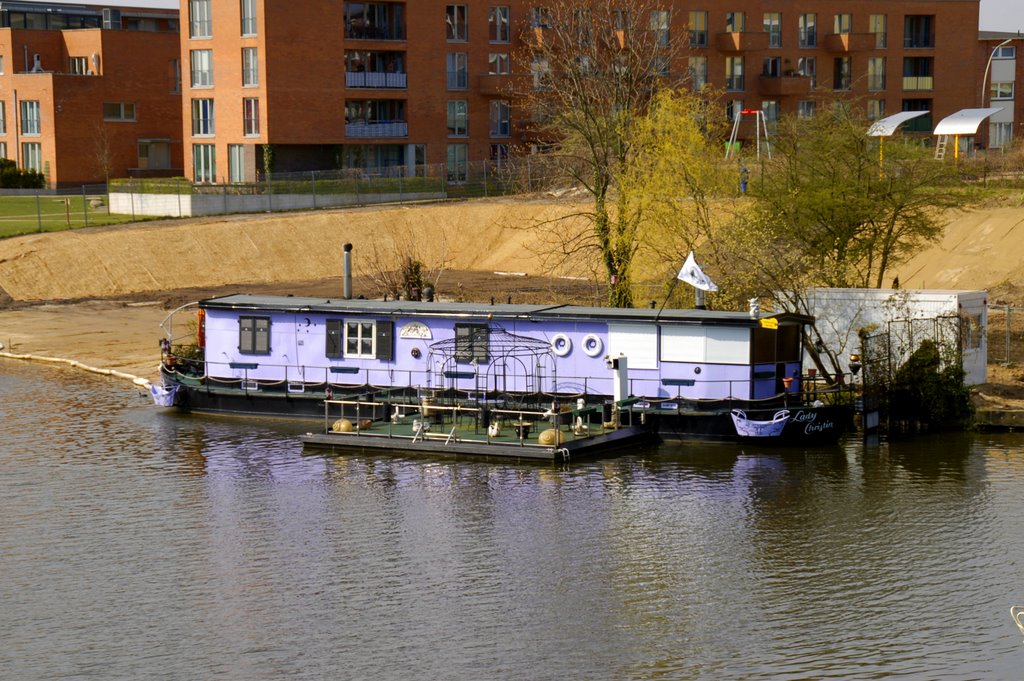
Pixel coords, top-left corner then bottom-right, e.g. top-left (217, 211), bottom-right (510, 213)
top-left (867, 111), bottom-right (930, 137)
top-left (933, 107), bottom-right (1004, 136)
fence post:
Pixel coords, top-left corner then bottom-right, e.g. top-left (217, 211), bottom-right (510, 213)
top-left (311, 170), bottom-right (317, 210)
top-left (36, 192), bottom-right (42, 232)
top-left (398, 172), bottom-right (403, 204)
top-left (223, 183), bottom-right (228, 214)
top-left (1008, 305), bottom-right (1013, 364)
top-left (177, 179), bottom-right (182, 217)
top-left (483, 162), bottom-right (489, 198)
top-left (267, 172), bottom-right (273, 212)
top-left (82, 185), bottom-right (89, 227)
top-left (130, 179), bottom-right (136, 221)
top-left (527, 157), bottom-right (533, 192)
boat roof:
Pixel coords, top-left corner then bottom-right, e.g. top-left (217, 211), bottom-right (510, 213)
top-left (199, 294), bottom-right (811, 326)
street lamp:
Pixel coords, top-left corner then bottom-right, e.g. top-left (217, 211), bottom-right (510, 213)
top-left (982, 38), bottom-right (1013, 110)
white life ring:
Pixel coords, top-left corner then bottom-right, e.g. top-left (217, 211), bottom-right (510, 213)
top-left (550, 333), bottom-right (572, 357)
top-left (581, 333), bottom-right (603, 358)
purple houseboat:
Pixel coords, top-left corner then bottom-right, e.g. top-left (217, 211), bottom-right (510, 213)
top-left (158, 295), bottom-right (851, 443)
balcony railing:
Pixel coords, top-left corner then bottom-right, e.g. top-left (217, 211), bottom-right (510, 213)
top-left (757, 74), bottom-right (812, 96)
top-left (344, 26), bottom-right (405, 41)
top-left (345, 121), bottom-right (408, 138)
top-left (345, 71), bottom-right (407, 88)
top-left (902, 76), bottom-right (933, 91)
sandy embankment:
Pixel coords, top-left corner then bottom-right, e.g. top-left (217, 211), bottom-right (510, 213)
top-left (2, 198), bottom-right (1024, 390)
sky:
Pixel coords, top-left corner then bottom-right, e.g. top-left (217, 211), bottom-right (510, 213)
top-left (31, 0), bottom-right (1024, 33)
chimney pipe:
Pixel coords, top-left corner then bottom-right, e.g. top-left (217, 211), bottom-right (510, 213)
top-left (342, 243), bottom-right (353, 300)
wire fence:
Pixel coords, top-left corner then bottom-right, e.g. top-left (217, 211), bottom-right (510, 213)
top-left (0, 184), bottom-right (136, 239)
top-left (988, 305), bottom-right (1024, 365)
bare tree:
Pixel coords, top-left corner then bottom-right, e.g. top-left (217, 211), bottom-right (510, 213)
top-left (514, 0), bottom-right (687, 307)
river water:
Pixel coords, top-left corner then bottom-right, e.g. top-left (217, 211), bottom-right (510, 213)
top-left (3, 359), bottom-right (1024, 680)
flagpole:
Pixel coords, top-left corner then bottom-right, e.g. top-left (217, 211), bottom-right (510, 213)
top-left (656, 277), bottom-right (679, 320)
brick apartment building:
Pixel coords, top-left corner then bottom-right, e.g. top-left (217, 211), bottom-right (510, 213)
top-left (181, 0), bottom-right (985, 184)
top-left (0, 1), bottom-right (183, 187)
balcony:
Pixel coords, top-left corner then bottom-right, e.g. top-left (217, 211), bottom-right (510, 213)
top-left (345, 71), bottom-right (407, 88)
top-left (902, 76), bottom-right (934, 91)
top-left (824, 32), bottom-right (876, 52)
top-left (757, 74), bottom-right (812, 96)
top-left (345, 121), bottom-right (408, 138)
top-left (716, 31), bottom-right (770, 52)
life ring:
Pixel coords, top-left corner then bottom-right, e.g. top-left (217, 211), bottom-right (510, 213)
top-left (551, 333), bottom-right (572, 357)
top-left (581, 333), bottom-right (603, 358)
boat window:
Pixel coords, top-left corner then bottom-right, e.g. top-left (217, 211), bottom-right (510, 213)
top-left (326, 319), bottom-right (344, 358)
top-left (239, 315), bottom-right (271, 355)
top-left (455, 323), bottom-right (489, 363)
top-left (331, 319), bottom-right (394, 360)
top-left (345, 320), bottom-right (376, 358)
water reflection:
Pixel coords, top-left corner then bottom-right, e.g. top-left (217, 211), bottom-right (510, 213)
top-left (3, 360), bottom-right (1024, 680)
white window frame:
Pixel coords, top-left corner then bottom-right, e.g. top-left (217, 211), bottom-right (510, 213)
top-left (191, 98), bottom-right (215, 136)
top-left (193, 143), bottom-right (216, 183)
top-left (344, 320), bottom-right (376, 358)
top-left (446, 4), bottom-right (467, 41)
top-left (69, 56), bottom-right (89, 75)
top-left (447, 143), bottom-right (468, 183)
top-left (190, 49), bottom-right (213, 88)
top-left (489, 6), bottom-right (509, 42)
top-left (0, 102), bottom-right (6, 134)
top-left (228, 144), bottom-right (246, 183)
top-left (240, 0), bottom-right (257, 36)
top-left (488, 52), bottom-right (509, 75)
top-left (20, 101), bottom-right (40, 136)
top-left (993, 45), bottom-right (1017, 60)
top-left (21, 142), bottom-right (41, 172)
top-left (447, 99), bottom-right (468, 137)
top-left (189, 0), bottom-right (212, 38)
top-left (446, 52), bottom-right (468, 89)
top-left (243, 97), bottom-right (260, 136)
top-left (490, 99), bottom-right (510, 137)
top-left (242, 47), bottom-right (258, 86)
top-left (991, 81), bottom-right (1014, 100)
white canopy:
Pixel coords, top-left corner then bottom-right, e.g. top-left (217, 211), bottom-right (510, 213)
top-left (866, 111), bottom-right (930, 137)
top-left (933, 107), bottom-right (1004, 136)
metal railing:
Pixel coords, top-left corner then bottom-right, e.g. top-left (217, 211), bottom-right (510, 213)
top-left (988, 305), bottom-right (1024, 365)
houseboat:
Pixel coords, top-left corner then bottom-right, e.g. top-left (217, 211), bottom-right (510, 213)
top-left (157, 295), bottom-right (851, 444)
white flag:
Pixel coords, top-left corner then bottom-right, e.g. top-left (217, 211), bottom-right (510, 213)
top-left (676, 251), bottom-right (718, 292)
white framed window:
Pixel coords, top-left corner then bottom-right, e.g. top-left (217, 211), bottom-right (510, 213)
top-left (489, 6), bottom-right (509, 42)
top-left (69, 56), bottom-right (89, 74)
top-left (447, 143), bottom-right (468, 183)
top-left (489, 52), bottom-right (509, 75)
top-left (867, 99), bottom-right (885, 121)
top-left (243, 97), bottom-right (260, 136)
top-left (833, 13), bottom-right (852, 34)
top-left (455, 323), bottom-right (489, 362)
top-left (799, 13), bottom-right (816, 47)
top-left (446, 5), bottom-right (467, 41)
top-left (490, 100), bottom-right (510, 137)
top-left (763, 12), bottom-right (781, 48)
top-left (447, 100), bottom-right (468, 136)
top-left (725, 12), bottom-right (744, 33)
top-left (193, 143), bottom-right (216, 183)
top-left (189, 0), bottom-right (212, 38)
top-left (103, 102), bottom-right (136, 121)
top-left (689, 10), bottom-right (707, 47)
top-left (0, 102), bottom-right (6, 134)
top-left (229, 144), bottom-right (246, 183)
top-left (868, 57), bottom-right (886, 91)
top-left (990, 121), bottom-right (1013, 148)
top-left (446, 52), bottom-right (468, 89)
top-left (344, 320), bottom-right (376, 358)
top-left (0, 55), bottom-right (5, 74)
top-left (650, 10), bottom-right (670, 47)
top-left (242, 47), bottom-right (258, 86)
top-left (762, 100), bottom-right (779, 122)
top-left (0, 142), bottom-right (7, 159)
top-left (20, 101), bottom-right (40, 136)
top-left (190, 49), bottom-right (213, 87)
top-left (991, 81), bottom-right (1014, 100)
top-left (798, 99), bottom-right (816, 118)
top-left (993, 45), bottom-right (1017, 60)
top-left (21, 142), bottom-right (41, 172)
top-left (798, 56), bottom-right (816, 87)
top-left (869, 14), bottom-right (887, 48)
top-left (241, 0), bottom-right (257, 36)
top-left (191, 98), bottom-right (215, 136)
top-left (689, 56), bottom-right (707, 89)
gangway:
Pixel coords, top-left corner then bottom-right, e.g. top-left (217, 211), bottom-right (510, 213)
top-left (725, 108), bottom-right (771, 161)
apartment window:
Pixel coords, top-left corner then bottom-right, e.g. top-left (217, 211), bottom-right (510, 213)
top-left (447, 52), bottom-right (468, 89)
top-left (0, 55), bottom-right (5, 74)
top-left (193, 143), bottom-right (216, 183)
top-left (490, 100), bottom-right (510, 137)
top-left (0, 142), bottom-right (6, 158)
top-left (489, 6), bottom-right (509, 42)
top-left (189, 0), bottom-right (211, 38)
top-left (241, 0), bottom-right (257, 36)
top-left (103, 102), bottom-right (137, 121)
top-left (169, 58), bottom-right (181, 93)
top-left (762, 56), bottom-right (781, 78)
top-left (993, 45), bottom-right (1017, 59)
top-left (488, 52), bottom-right (509, 74)
top-left (901, 98), bottom-right (932, 131)
top-left (797, 100), bottom-right (816, 118)
top-left (798, 13), bottom-right (816, 47)
top-left (798, 56), bottom-right (816, 87)
top-left (20, 101), bottom-right (40, 136)
top-left (688, 10), bottom-right (707, 47)
top-left (243, 97), bottom-right (260, 136)
top-left (190, 49), bottom-right (213, 87)
top-left (21, 142), bottom-right (41, 172)
top-left (868, 57), bottom-right (886, 91)
top-left (572, 8), bottom-right (592, 46)
top-left (447, 100), bottom-right (468, 136)
top-left (762, 100), bottom-right (779, 123)
top-left (0, 102), bottom-right (5, 134)
top-left (833, 57), bottom-right (851, 90)
top-left (68, 56), bottom-right (88, 75)
top-left (489, 143), bottom-right (509, 169)
top-left (904, 16), bottom-right (934, 48)
top-left (228, 144), bottom-right (246, 183)
top-left (446, 5), bottom-right (467, 41)
top-left (990, 121), bottom-right (1013, 148)
top-left (991, 81), bottom-right (1014, 100)
top-left (833, 14), bottom-right (852, 35)
top-left (455, 323), bottom-right (489, 362)
top-left (650, 10), bottom-right (669, 48)
top-left (764, 13), bottom-right (781, 48)
top-left (447, 143), bottom-right (468, 183)
top-left (726, 99), bottom-right (744, 121)
top-left (902, 56), bottom-right (933, 90)
top-left (242, 47), bottom-right (258, 86)
top-left (191, 98), bottom-right (215, 136)
top-left (867, 100), bottom-right (885, 121)
top-left (869, 15), bottom-right (887, 48)
top-left (726, 56), bottom-right (744, 91)
top-left (531, 56), bottom-right (549, 90)
top-left (689, 55), bottom-right (707, 89)
top-left (726, 12), bottom-right (744, 33)
top-left (239, 316), bottom-right (270, 354)
top-left (531, 6), bottom-right (551, 28)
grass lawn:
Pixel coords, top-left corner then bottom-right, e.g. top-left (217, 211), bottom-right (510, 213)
top-left (0, 195), bottom-right (143, 239)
